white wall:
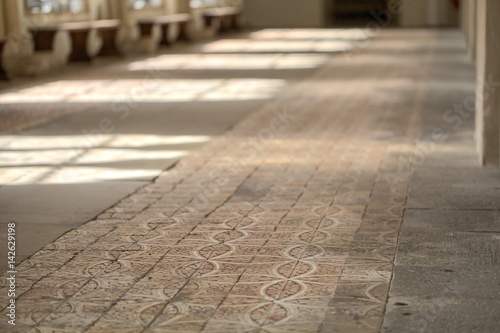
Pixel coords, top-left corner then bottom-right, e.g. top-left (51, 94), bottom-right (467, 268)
top-left (243, 0), bottom-right (325, 28)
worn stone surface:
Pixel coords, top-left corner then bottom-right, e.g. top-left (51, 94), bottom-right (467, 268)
top-left (382, 26), bottom-right (500, 332)
top-left (0, 35), bottom-right (322, 273)
top-left (0, 28), bottom-right (498, 332)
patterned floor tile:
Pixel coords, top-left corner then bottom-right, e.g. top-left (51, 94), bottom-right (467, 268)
top-left (0, 29), bottom-right (469, 332)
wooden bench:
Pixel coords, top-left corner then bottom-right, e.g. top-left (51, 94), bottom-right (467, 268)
top-left (0, 37), bottom-right (8, 80)
top-left (137, 13), bottom-right (191, 46)
top-left (203, 7), bottom-right (242, 34)
top-left (30, 19), bottom-right (122, 62)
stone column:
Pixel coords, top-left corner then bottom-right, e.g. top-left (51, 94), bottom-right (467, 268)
top-left (108, 0), bottom-right (120, 19)
top-left (462, 0), bottom-right (469, 44)
top-left (176, 0), bottom-right (191, 14)
top-left (475, 0), bottom-right (500, 166)
top-left (117, 0), bottom-right (131, 22)
top-left (0, 2), bottom-right (6, 37)
top-left (468, 0), bottom-right (476, 61)
top-left (3, 0), bottom-right (23, 35)
top-left (165, 0), bottom-right (177, 14)
top-left (458, 0), bottom-right (463, 29)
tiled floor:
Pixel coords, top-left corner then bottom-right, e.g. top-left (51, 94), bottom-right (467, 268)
top-left (1, 28), bottom-right (499, 332)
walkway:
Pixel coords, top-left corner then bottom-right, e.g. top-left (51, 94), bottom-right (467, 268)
top-left (1, 28), bottom-right (499, 332)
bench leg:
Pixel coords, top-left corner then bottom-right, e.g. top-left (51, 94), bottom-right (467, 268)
top-left (230, 14), bottom-right (240, 31)
top-left (138, 23), bottom-right (154, 37)
top-left (203, 16), bottom-right (213, 29)
top-left (177, 22), bottom-right (190, 42)
top-left (0, 68), bottom-right (7, 80)
top-left (31, 30), bottom-right (58, 51)
top-left (0, 42), bottom-right (8, 80)
top-left (160, 23), bottom-right (171, 46)
top-left (68, 29), bottom-right (92, 62)
top-left (204, 16), bottom-right (223, 34)
top-left (98, 28), bottom-right (122, 56)
top-left (218, 17), bottom-right (227, 34)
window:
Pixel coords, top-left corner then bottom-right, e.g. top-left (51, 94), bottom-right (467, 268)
top-left (26, 0), bottom-right (87, 14)
top-left (190, 0), bottom-right (216, 8)
top-left (128, 0), bottom-right (163, 10)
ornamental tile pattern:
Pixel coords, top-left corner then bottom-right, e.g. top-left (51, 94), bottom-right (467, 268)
top-left (0, 29), bottom-right (454, 332)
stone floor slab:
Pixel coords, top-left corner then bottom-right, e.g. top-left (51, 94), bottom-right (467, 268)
top-left (0, 28), bottom-right (498, 332)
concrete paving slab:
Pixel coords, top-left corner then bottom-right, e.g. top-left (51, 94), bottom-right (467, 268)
top-left (0, 182), bottom-right (146, 216)
top-left (410, 167), bottom-right (500, 188)
top-left (388, 265), bottom-right (500, 298)
top-left (407, 184), bottom-right (500, 210)
top-left (0, 182), bottom-right (146, 273)
top-left (383, 296), bottom-right (500, 333)
top-left (386, 155), bottom-right (500, 329)
top-left (403, 209), bottom-right (500, 232)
